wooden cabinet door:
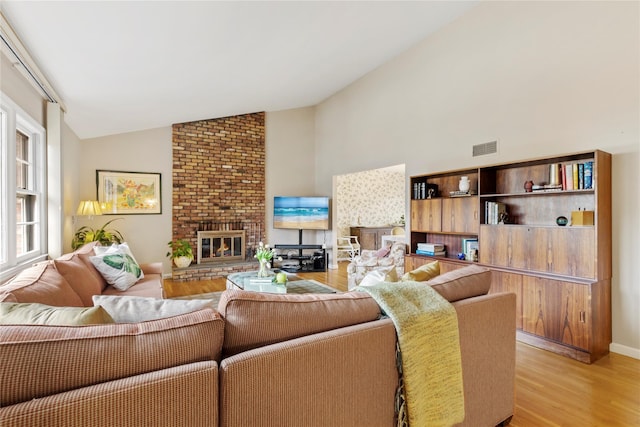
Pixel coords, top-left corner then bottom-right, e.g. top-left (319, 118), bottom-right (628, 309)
top-left (411, 200), bottom-right (442, 232)
top-left (522, 276), bottom-right (590, 350)
top-left (479, 225), bottom-right (528, 269)
top-left (441, 197), bottom-right (479, 234)
top-left (481, 226), bottom-right (595, 278)
top-left (489, 270), bottom-right (523, 330)
top-left (548, 227), bottom-right (595, 279)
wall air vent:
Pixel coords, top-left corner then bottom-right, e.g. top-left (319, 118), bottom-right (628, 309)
top-left (472, 140), bottom-right (498, 157)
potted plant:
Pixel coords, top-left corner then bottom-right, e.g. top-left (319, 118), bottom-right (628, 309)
top-left (166, 239), bottom-right (194, 268)
top-left (72, 219), bottom-right (124, 250)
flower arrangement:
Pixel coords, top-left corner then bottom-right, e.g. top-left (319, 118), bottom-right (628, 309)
top-left (254, 242), bottom-right (277, 277)
top-left (255, 242), bottom-right (276, 263)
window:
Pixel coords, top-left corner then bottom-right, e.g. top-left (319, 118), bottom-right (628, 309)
top-left (0, 93), bottom-right (47, 278)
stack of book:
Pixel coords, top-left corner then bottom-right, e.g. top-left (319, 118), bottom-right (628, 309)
top-left (416, 243), bottom-right (445, 256)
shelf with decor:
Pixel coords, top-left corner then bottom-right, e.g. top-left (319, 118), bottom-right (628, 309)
top-left (407, 150), bottom-right (611, 363)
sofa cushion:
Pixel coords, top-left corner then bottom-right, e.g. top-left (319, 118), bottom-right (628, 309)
top-left (101, 274), bottom-right (164, 299)
top-left (89, 243), bottom-right (144, 291)
top-left (425, 265), bottom-right (491, 302)
top-left (93, 295), bottom-right (217, 323)
top-left (53, 253), bottom-right (104, 306)
top-left (218, 290), bottom-right (381, 356)
top-left (0, 261), bottom-right (84, 306)
top-left (401, 260), bottom-right (440, 282)
top-left (0, 308), bottom-right (224, 407)
top-left (0, 302), bottom-right (114, 325)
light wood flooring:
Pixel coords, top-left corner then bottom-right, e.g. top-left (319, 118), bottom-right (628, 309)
top-left (163, 263), bottom-right (640, 426)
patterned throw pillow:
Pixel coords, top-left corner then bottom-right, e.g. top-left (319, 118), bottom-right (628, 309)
top-left (89, 243), bottom-right (144, 291)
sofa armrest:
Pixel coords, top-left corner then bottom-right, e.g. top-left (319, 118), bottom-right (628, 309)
top-left (0, 361), bottom-right (218, 427)
top-left (140, 262), bottom-right (163, 276)
top-left (219, 318), bottom-right (398, 427)
top-left (452, 292), bottom-right (516, 427)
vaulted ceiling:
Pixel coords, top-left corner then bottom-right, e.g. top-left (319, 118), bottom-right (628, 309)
top-left (1, 1), bottom-right (477, 139)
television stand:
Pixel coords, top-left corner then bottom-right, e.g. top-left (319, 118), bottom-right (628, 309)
top-left (273, 244), bottom-right (327, 273)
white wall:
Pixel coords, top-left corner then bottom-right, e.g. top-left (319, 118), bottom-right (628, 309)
top-left (80, 127), bottom-right (173, 272)
top-left (61, 120), bottom-right (82, 253)
top-left (265, 108), bottom-right (326, 247)
top-left (313, 1), bottom-right (639, 356)
top-left (0, 51), bottom-right (44, 124)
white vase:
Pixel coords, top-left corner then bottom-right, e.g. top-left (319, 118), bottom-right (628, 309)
top-left (174, 256), bottom-right (192, 268)
top-left (459, 176), bottom-right (470, 193)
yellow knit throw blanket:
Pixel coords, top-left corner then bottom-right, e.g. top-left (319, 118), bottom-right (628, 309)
top-left (358, 281), bottom-right (465, 427)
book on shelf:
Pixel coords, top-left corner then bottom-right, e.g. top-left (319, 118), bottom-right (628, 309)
top-left (416, 249), bottom-right (446, 256)
top-left (578, 163), bottom-right (584, 189)
top-left (484, 201), bottom-right (508, 224)
top-left (572, 164), bottom-right (579, 190)
top-left (417, 243), bottom-right (444, 252)
top-left (564, 164), bottom-right (574, 190)
top-left (584, 161), bottom-right (593, 189)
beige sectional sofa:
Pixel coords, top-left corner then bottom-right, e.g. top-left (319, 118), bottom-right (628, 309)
top-left (0, 246), bottom-right (516, 427)
top-left (0, 242), bottom-right (163, 306)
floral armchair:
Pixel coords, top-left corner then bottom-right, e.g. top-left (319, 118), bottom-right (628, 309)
top-left (346, 242), bottom-right (407, 290)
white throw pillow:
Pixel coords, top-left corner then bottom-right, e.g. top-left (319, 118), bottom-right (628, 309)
top-left (92, 295), bottom-right (218, 323)
top-left (358, 266), bottom-right (398, 287)
top-left (89, 242), bottom-right (144, 291)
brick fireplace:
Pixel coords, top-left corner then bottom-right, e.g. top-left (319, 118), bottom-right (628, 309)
top-left (171, 112), bottom-right (265, 281)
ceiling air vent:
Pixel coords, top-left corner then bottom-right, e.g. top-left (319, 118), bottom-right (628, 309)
top-left (473, 140), bottom-right (498, 157)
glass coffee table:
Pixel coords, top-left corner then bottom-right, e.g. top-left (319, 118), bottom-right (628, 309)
top-left (226, 271), bottom-right (337, 294)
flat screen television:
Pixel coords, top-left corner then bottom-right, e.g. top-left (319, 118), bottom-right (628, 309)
top-left (273, 196), bottom-right (330, 230)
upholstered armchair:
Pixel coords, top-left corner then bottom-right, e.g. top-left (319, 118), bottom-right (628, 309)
top-left (347, 242), bottom-right (407, 290)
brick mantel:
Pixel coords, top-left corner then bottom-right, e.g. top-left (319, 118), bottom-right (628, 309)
top-left (171, 112), bottom-right (265, 280)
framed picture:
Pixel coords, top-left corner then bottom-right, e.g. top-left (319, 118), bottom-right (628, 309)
top-left (96, 170), bottom-right (161, 214)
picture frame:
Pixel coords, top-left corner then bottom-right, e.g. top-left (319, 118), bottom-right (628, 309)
top-left (96, 170), bottom-right (161, 215)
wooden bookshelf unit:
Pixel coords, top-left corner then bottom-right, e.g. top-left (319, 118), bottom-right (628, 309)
top-left (407, 150), bottom-right (612, 363)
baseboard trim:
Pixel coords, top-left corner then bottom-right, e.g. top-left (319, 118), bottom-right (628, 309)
top-left (610, 343), bottom-right (640, 360)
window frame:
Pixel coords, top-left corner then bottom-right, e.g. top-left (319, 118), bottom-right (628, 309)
top-left (0, 92), bottom-right (47, 280)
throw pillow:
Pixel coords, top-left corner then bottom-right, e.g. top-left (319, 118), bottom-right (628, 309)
top-left (89, 243), bottom-right (144, 291)
top-left (359, 265), bottom-right (399, 287)
top-left (375, 245), bottom-right (391, 258)
top-left (401, 260), bottom-right (440, 282)
top-left (0, 261), bottom-right (84, 306)
top-left (92, 295), bottom-right (218, 323)
top-left (425, 265), bottom-right (491, 302)
top-left (0, 302), bottom-right (114, 325)
top-left (54, 253), bottom-right (105, 305)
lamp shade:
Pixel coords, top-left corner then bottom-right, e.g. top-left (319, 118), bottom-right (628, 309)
top-left (76, 200), bottom-right (103, 216)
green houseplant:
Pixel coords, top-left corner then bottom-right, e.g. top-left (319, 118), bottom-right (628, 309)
top-left (72, 219), bottom-right (124, 250)
top-left (166, 239), bottom-right (194, 268)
